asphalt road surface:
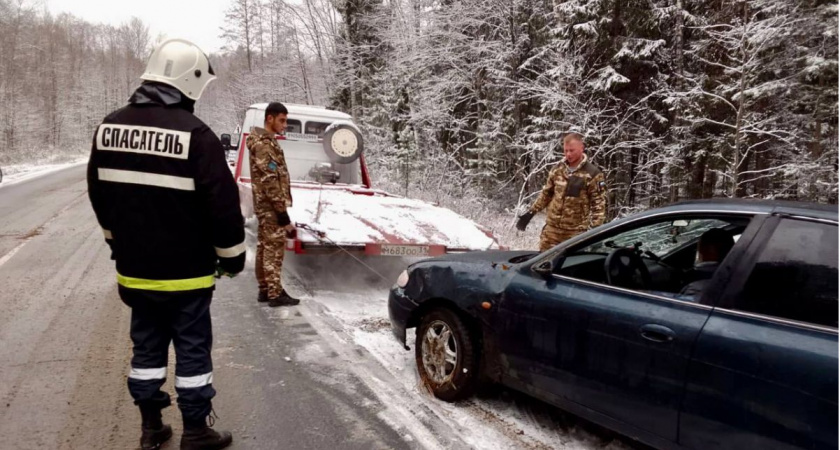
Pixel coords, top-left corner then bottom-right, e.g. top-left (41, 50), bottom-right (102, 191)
top-left (0, 164), bottom-right (634, 450)
top-left (0, 164), bottom-right (432, 450)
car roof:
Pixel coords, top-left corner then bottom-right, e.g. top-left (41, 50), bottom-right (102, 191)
top-left (247, 103), bottom-right (352, 121)
top-left (642, 198), bottom-right (838, 222)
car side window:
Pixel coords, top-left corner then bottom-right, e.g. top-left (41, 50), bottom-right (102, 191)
top-left (556, 217), bottom-right (748, 301)
top-left (735, 219), bottom-right (838, 328)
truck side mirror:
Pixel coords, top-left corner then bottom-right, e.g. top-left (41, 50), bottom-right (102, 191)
top-left (220, 133), bottom-right (232, 149)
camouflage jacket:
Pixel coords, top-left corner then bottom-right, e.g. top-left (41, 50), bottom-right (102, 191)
top-left (246, 127), bottom-right (293, 218)
top-left (529, 154), bottom-right (607, 232)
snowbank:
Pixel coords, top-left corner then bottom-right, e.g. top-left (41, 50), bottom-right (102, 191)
top-left (0, 158), bottom-right (87, 188)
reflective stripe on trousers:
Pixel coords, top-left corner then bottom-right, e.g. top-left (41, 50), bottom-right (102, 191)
top-left (129, 367), bottom-right (166, 381)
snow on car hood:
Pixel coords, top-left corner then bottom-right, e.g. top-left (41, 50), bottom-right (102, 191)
top-left (288, 183), bottom-right (499, 250)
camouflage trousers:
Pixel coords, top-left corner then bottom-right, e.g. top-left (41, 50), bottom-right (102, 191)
top-left (256, 215), bottom-right (287, 298)
top-left (539, 225), bottom-right (582, 252)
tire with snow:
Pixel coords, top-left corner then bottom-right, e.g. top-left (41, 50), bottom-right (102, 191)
top-left (323, 125), bottom-right (364, 164)
top-left (415, 307), bottom-right (479, 402)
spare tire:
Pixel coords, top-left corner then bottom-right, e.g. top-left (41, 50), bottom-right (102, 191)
top-left (323, 125), bottom-right (364, 163)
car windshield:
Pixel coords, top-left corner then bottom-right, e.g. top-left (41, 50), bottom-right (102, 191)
top-left (238, 137), bottom-right (362, 185)
top-left (579, 218), bottom-right (729, 257)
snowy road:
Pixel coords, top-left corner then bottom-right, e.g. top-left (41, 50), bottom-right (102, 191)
top-left (283, 260), bottom-right (635, 450)
top-left (0, 164), bottom-right (637, 450)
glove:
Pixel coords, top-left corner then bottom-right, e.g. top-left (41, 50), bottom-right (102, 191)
top-left (276, 211), bottom-right (291, 227)
top-left (286, 226), bottom-right (297, 239)
top-left (215, 263), bottom-right (238, 279)
top-left (516, 212), bottom-right (535, 231)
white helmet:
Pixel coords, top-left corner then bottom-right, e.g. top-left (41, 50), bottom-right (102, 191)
top-left (140, 38), bottom-right (216, 101)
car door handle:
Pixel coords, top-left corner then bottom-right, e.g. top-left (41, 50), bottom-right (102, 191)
top-left (639, 324), bottom-right (675, 343)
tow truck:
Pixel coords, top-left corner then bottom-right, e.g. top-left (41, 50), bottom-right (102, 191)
top-left (224, 103), bottom-right (501, 259)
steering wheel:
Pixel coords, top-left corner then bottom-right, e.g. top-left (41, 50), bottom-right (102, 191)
top-left (605, 248), bottom-right (652, 290)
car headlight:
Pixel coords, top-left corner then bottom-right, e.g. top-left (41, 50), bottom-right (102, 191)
top-left (396, 270), bottom-right (409, 288)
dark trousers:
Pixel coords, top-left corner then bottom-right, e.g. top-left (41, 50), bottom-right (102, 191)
top-left (121, 289), bottom-right (216, 425)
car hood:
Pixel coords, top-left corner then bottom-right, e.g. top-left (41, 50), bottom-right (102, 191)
top-left (402, 250), bottom-right (538, 311)
top-left (418, 250), bottom-right (539, 266)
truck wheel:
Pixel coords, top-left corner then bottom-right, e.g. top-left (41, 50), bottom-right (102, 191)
top-left (323, 125), bottom-right (363, 163)
top-left (415, 307), bottom-right (479, 402)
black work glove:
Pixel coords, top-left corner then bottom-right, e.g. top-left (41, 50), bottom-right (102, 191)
top-left (215, 262), bottom-right (238, 279)
top-left (276, 211), bottom-right (291, 227)
top-left (516, 212), bottom-right (535, 231)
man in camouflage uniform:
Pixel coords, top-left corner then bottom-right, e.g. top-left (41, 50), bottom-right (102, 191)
top-left (517, 133), bottom-right (607, 251)
top-left (247, 102), bottom-right (300, 307)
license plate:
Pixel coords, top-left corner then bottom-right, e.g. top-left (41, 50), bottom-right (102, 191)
top-left (380, 245), bottom-right (430, 257)
top-left (285, 132), bottom-right (321, 141)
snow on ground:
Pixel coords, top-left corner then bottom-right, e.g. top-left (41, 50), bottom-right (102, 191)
top-left (242, 180), bottom-right (630, 448)
top-left (0, 158), bottom-right (87, 188)
top-left (299, 283), bottom-right (633, 450)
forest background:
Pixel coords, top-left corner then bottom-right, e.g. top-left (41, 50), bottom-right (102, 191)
top-left (1, 0), bottom-right (836, 245)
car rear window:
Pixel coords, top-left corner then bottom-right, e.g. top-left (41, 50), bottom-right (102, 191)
top-left (304, 121), bottom-right (331, 136)
top-left (286, 119), bottom-right (302, 134)
top-left (237, 136), bottom-right (362, 185)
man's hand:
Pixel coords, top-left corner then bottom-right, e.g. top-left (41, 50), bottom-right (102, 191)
top-left (285, 224), bottom-right (297, 239)
top-left (215, 263), bottom-right (238, 279)
top-left (516, 212), bottom-right (535, 231)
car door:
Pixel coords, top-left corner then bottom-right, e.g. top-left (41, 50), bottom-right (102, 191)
top-left (495, 213), bottom-right (761, 445)
top-left (680, 215), bottom-right (839, 450)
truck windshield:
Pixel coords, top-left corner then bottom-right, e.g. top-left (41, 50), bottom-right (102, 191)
top-left (238, 137), bottom-right (362, 185)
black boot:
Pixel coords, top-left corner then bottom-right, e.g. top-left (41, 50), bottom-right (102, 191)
top-left (140, 406), bottom-right (172, 450)
top-left (268, 290), bottom-right (300, 307)
top-left (180, 422), bottom-right (233, 450)
top-left (258, 290), bottom-right (268, 303)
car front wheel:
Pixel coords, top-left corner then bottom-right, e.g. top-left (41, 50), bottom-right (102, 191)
top-left (415, 307), bottom-right (478, 402)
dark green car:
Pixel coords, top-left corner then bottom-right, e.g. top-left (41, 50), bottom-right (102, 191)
top-left (389, 199), bottom-right (838, 450)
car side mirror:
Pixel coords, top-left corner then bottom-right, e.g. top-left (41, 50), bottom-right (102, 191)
top-left (220, 133), bottom-right (232, 150)
top-left (533, 260), bottom-right (553, 276)
top-left (533, 252), bottom-right (566, 278)
top-left (535, 251), bottom-right (561, 273)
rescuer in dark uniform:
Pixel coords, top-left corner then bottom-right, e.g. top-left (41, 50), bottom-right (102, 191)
top-left (87, 38), bottom-right (243, 450)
